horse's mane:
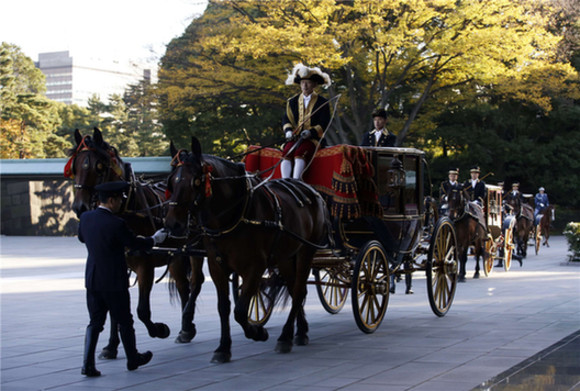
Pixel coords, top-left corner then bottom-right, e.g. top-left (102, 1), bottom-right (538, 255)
top-left (201, 154), bottom-right (245, 177)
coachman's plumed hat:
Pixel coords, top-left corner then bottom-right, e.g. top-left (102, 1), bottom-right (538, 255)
top-left (470, 166), bottom-right (481, 173)
top-left (95, 181), bottom-right (129, 198)
top-left (285, 63), bottom-right (331, 88)
top-left (448, 168), bottom-right (459, 175)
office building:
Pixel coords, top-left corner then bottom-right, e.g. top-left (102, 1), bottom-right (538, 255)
top-left (35, 51), bottom-right (152, 106)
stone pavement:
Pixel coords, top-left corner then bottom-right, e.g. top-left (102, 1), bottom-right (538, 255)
top-left (1, 235), bottom-right (579, 391)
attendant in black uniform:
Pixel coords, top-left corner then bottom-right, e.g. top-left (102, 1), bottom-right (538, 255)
top-left (463, 166), bottom-right (487, 206)
top-left (438, 168), bottom-right (461, 216)
top-left (79, 181), bottom-right (167, 377)
top-left (504, 182), bottom-right (524, 208)
top-left (360, 109), bottom-right (397, 147)
top-left (281, 63), bottom-right (331, 180)
top-left (439, 168), bottom-right (462, 203)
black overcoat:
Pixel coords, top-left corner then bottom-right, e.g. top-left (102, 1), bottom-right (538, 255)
top-left (79, 207), bottom-right (153, 291)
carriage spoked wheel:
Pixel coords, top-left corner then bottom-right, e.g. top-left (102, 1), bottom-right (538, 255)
top-left (535, 225), bottom-right (542, 255)
top-left (426, 217), bottom-right (458, 317)
top-left (351, 240), bottom-right (390, 333)
top-left (231, 271), bottom-right (274, 326)
top-left (503, 218), bottom-right (516, 271)
top-left (314, 267), bottom-right (349, 314)
top-left (483, 234), bottom-right (496, 277)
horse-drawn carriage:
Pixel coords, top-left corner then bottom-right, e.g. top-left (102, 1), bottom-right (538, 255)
top-left (242, 143), bottom-right (459, 333)
top-left (444, 183), bottom-right (516, 280)
top-left (482, 184), bottom-right (516, 275)
top-left (67, 128), bottom-right (459, 362)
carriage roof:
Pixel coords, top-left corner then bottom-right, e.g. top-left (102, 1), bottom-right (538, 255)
top-left (361, 146), bottom-right (426, 157)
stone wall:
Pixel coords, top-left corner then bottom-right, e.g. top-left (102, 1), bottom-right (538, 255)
top-left (1, 179), bottom-right (78, 236)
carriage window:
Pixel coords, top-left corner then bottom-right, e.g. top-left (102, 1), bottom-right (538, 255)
top-left (403, 156), bottom-right (419, 215)
top-left (376, 154), bottom-right (400, 214)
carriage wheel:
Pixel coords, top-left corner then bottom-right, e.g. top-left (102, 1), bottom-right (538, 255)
top-left (503, 219), bottom-right (516, 271)
top-left (351, 241), bottom-right (389, 334)
top-left (231, 272), bottom-right (274, 326)
top-left (314, 268), bottom-right (349, 314)
top-left (535, 225), bottom-right (542, 255)
top-left (426, 217), bottom-right (458, 317)
top-left (483, 234), bottom-right (496, 277)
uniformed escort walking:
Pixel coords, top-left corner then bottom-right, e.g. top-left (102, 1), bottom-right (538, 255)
top-left (78, 181), bottom-right (167, 377)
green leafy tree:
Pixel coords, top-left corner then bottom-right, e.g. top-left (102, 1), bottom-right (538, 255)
top-left (158, 0), bottom-right (578, 152)
top-left (123, 80), bottom-right (168, 156)
top-left (0, 42), bottom-right (68, 158)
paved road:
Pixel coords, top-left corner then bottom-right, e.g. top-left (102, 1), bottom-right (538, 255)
top-left (1, 235), bottom-right (578, 391)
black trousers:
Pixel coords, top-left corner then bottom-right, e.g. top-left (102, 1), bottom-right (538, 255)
top-left (86, 289), bottom-right (137, 360)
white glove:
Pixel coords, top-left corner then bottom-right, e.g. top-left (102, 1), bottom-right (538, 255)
top-left (300, 129), bottom-right (311, 139)
top-left (152, 228), bottom-right (168, 245)
top-left (285, 130), bottom-right (293, 141)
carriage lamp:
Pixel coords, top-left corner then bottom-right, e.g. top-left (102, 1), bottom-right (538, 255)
top-left (387, 157), bottom-right (406, 188)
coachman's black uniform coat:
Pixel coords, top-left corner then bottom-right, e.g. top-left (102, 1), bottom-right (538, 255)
top-left (360, 130), bottom-right (397, 147)
top-left (463, 179), bottom-right (487, 204)
top-left (282, 92), bottom-right (330, 148)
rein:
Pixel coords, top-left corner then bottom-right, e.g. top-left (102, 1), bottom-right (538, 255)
top-left (189, 168), bottom-right (327, 249)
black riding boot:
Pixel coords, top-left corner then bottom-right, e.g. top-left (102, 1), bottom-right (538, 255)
top-left (120, 325), bottom-right (152, 371)
top-left (81, 325), bottom-right (101, 377)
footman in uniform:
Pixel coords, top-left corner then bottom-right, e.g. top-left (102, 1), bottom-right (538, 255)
top-left (79, 181), bottom-right (167, 377)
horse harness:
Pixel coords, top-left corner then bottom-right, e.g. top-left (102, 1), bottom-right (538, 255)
top-left (170, 158), bottom-right (327, 267)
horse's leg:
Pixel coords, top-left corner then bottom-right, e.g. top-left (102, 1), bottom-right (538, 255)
top-left (98, 315), bottom-right (119, 359)
top-left (132, 260), bottom-right (170, 339)
top-left (275, 253), bottom-right (311, 353)
top-left (208, 259), bottom-right (233, 364)
top-left (233, 269), bottom-right (269, 342)
top-left (293, 252), bottom-right (312, 347)
top-left (175, 256), bottom-right (204, 343)
top-left (458, 248), bottom-right (467, 283)
top-left (473, 253), bottom-right (481, 279)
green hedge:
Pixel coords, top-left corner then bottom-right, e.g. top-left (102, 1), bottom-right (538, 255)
top-left (563, 222), bottom-right (580, 262)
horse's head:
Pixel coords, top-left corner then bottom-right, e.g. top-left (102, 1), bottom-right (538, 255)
top-left (447, 189), bottom-right (465, 220)
top-left (506, 195), bottom-right (521, 215)
top-left (65, 128), bottom-right (125, 218)
top-left (164, 137), bottom-right (205, 237)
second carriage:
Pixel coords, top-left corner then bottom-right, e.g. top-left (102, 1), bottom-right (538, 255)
top-left (477, 184), bottom-right (517, 276)
top-left (244, 144), bottom-right (459, 333)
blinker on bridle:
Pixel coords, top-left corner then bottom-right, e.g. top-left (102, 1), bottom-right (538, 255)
top-left (168, 151), bottom-right (213, 207)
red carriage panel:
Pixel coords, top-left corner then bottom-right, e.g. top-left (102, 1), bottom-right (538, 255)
top-left (244, 145), bottom-right (382, 220)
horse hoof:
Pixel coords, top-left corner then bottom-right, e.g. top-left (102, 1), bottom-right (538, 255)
top-left (154, 323), bottom-right (170, 339)
top-left (250, 327), bottom-right (268, 342)
top-left (293, 335), bottom-right (309, 346)
top-left (210, 352), bottom-right (231, 364)
top-left (175, 329), bottom-right (196, 344)
top-left (275, 341), bottom-right (293, 354)
top-left (458, 277), bottom-right (466, 283)
top-left (473, 273), bottom-right (480, 279)
top-left (98, 347), bottom-right (117, 360)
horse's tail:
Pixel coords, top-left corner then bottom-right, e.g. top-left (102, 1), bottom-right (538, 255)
top-left (264, 270), bottom-right (290, 309)
top-left (167, 256), bottom-right (192, 305)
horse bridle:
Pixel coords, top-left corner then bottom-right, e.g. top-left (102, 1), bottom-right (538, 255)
top-left (70, 138), bottom-right (124, 191)
top-left (168, 154), bottom-right (257, 238)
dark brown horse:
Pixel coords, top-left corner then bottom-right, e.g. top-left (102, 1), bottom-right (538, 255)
top-left (66, 128), bottom-right (197, 358)
top-left (506, 196), bottom-right (533, 258)
top-left (539, 205), bottom-right (555, 247)
top-left (447, 189), bottom-right (488, 282)
top-left (164, 137), bottom-right (332, 363)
